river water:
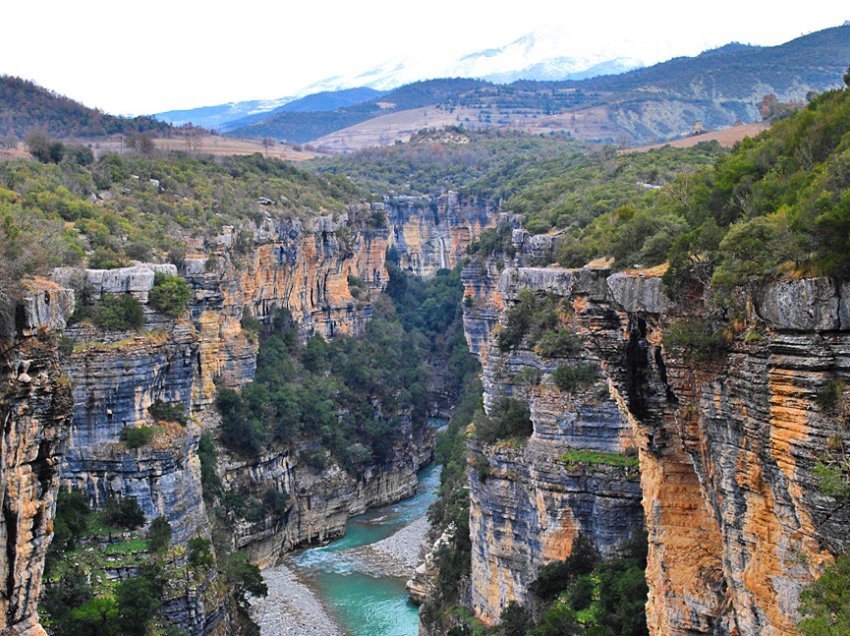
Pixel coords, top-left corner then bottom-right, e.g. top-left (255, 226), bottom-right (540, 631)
top-left (255, 463), bottom-right (441, 636)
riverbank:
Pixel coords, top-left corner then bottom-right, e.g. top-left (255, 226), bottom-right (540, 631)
top-left (253, 464), bottom-right (441, 635)
top-left (251, 562), bottom-right (345, 636)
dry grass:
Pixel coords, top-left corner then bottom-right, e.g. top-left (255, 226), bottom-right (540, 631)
top-left (623, 122), bottom-right (769, 153)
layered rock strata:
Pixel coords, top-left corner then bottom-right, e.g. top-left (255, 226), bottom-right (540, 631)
top-left (464, 264), bottom-right (850, 635)
top-left (0, 281), bottom-right (74, 635)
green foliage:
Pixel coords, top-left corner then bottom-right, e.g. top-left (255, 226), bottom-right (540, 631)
top-left (198, 432), bottom-right (222, 498)
top-left (816, 380), bottom-right (845, 411)
top-left (146, 516), bottom-right (172, 553)
top-left (552, 363), bottom-right (598, 392)
top-left (531, 536), bottom-right (598, 602)
top-left (814, 462), bottom-right (850, 499)
top-left (115, 576), bottom-right (161, 636)
top-left (537, 328), bottom-right (582, 358)
top-left (148, 399), bottom-right (188, 425)
top-left (497, 290), bottom-right (561, 352)
top-left (223, 552), bottom-right (268, 608)
top-left (799, 552), bottom-right (850, 635)
top-left (559, 449), bottom-right (639, 469)
top-left (119, 425), bottom-right (157, 449)
top-left (149, 272), bottom-right (191, 318)
top-left (102, 496), bottom-right (145, 530)
top-left (187, 537), bottom-right (215, 569)
top-left (26, 131), bottom-right (65, 163)
top-left (522, 535), bottom-right (648, 636)
top-left (50, 489), bottom-right (90, 553)
top-left (474, 397), bottom-right (533, 444)
top-left (499, 602), bottom-right (532, 636)
top-left (663, 319), bottom-right (727, 362)
top-left (88, 293), bottom-right (145, 331)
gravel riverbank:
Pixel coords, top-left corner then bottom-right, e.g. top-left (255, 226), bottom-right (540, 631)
top-left (250, 562), bottom-right (345, 636)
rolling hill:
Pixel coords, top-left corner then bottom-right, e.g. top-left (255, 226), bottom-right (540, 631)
top-left (225, 24), bottom-right (850, 149)
top-left (0, 76), bottom-right (172, 139)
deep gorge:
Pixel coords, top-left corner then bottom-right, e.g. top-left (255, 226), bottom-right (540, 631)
top-left (2, 87), bottom-right (850, 636)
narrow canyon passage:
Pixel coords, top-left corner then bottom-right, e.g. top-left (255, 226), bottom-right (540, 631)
top-left (252, 464), bottom-right (441, 635)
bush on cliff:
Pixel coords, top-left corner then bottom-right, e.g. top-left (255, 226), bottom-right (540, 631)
top-left (119, 425), bottom-right (158, 449)
top-left (90, 293), bottom-right (145, 330)
top-left (552, 363), bottom-right (597, 392)
top-left (497, 290), bottom-right (560, 352)
top-left (103, 496), bottom-right (145, 530)
top-left (149, 272), bottom-right (191, 318)
top-left (798, 552), bottom-right (850, 635)
top-left (474, 397), bottom-right (533, 443)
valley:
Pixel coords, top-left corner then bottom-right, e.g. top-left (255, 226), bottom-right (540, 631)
top-left (1, 14), bottom-right (850, 636)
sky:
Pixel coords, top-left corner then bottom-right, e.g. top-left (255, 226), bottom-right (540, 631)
top-left (2, 0), bottom-right (848, 115)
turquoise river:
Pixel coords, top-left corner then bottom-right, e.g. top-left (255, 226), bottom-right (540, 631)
top-left (289, 463), bottom-right (441, 635)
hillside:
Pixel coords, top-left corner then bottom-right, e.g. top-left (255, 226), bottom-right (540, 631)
top-left (227, 78), bottom-right (486, 142)
top-left (0, 76), bottom-right (172, 139)
top-left (226, 24), bottom-right (850, 148)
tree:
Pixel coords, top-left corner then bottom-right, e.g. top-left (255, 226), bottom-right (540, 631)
top-left (149, 273), bottom-right (192, 318)
top-left (223, 552), bottom-right (268, 608)
top-left (26, 130), bottom-right (65, 163)
top-left (798, 553), bottom-right (850, 635)
top-left (845, 65), bottom-right (850, 89)
top-left (187, 537), bottom-right (215, 568)
top-left (147, 516), bottom-right (172, 552)
top-left (103, 496), bottom-right (145, 530)
top-left (116, 577), bottom-right (161, 636)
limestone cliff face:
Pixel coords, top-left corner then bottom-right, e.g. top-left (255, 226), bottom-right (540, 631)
top-left (464, 263), bottom-right (850, 635)
top-left (463, 266), bottom-right (644, 623)
top-left (221, 423), bottom-right (434, 569)
top-left (1, 282), bottom-right (74, 635)
top-left (386, 192), bottom-right (496, 278)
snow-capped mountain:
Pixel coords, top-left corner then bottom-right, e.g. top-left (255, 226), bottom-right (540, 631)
top-left (154, 30), bottom-right (644, 129)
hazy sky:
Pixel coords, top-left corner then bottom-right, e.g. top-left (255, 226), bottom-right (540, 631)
top-left (3, 1), bottom-right (848, 115)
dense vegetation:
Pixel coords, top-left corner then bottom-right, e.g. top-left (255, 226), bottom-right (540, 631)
top-left (0, 76), bottom-right (173, 139)
top-left (311, 128), bottom-right (584, 198)
top-left (41, 490), bottom-right (266, 636)
top-left (0, 148), bottom-right (362, 333)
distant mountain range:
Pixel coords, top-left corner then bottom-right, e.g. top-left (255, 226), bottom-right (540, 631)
top-left (222, 24), bottom-right (850, 148)
top-left (4, 24), bottom-right (849, 151)
top-left (153, 31), bottom-right (646, 131)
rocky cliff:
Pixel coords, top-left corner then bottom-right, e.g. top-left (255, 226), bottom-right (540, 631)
top-left (463, 260), bottom-right (850, 634)
top-left (386, 192), bottom-right (496, 278)
top-left (0, 198), bottom-right (490, 634)
top-left (0, 281), bottom-right (74, 635)
top-left (463, 265), bottom-right (644, 623)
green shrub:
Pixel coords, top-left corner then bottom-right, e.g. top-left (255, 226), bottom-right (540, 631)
top-left (187, 537), bottom-right (215, 569)
top-left (814, 462), bottom-right (850, 499)
top-left (559, 449), bottom-right (639, 469)
top-left (146, 516), bottom-right (172, 553)
top-left (530, 535), bottom-right (598, 602)
top-left (499, 602), bottom-right (532, 636)
top-left (198, 432), bottom-right (221, 497)
top-left (552, 363), bottom-right (597, 392)
top-left (663, 319), bottom-right (727, 362)
top-left (116, 576), bottom-right (161, 636)
top-left (148, 272), bottom-right (191, 318)
top-left (223, 552), bottom-right (268, 608)
top-left (798, 552), bottom-right (850, 635)
top-left (119, 426), bottom-right (159, 448)
top-left (91, 293), bottom-right (144, 330)
top-left (103, 496), bottom-right (145, 530)
top-left (497, 290), bottom-right (559, 352)
top-left (147, 399), bottom-right (188, 425)
top-left (119, 426), bottom-right (157, 449)
top-left (51, 489), bottom-right (90, 552)
top-left (536, 328), bottom-right (581, 357)
top-left (816, 380), bottom-right (845, 411)
top-left (474, 398), bottom-right (533, 444)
